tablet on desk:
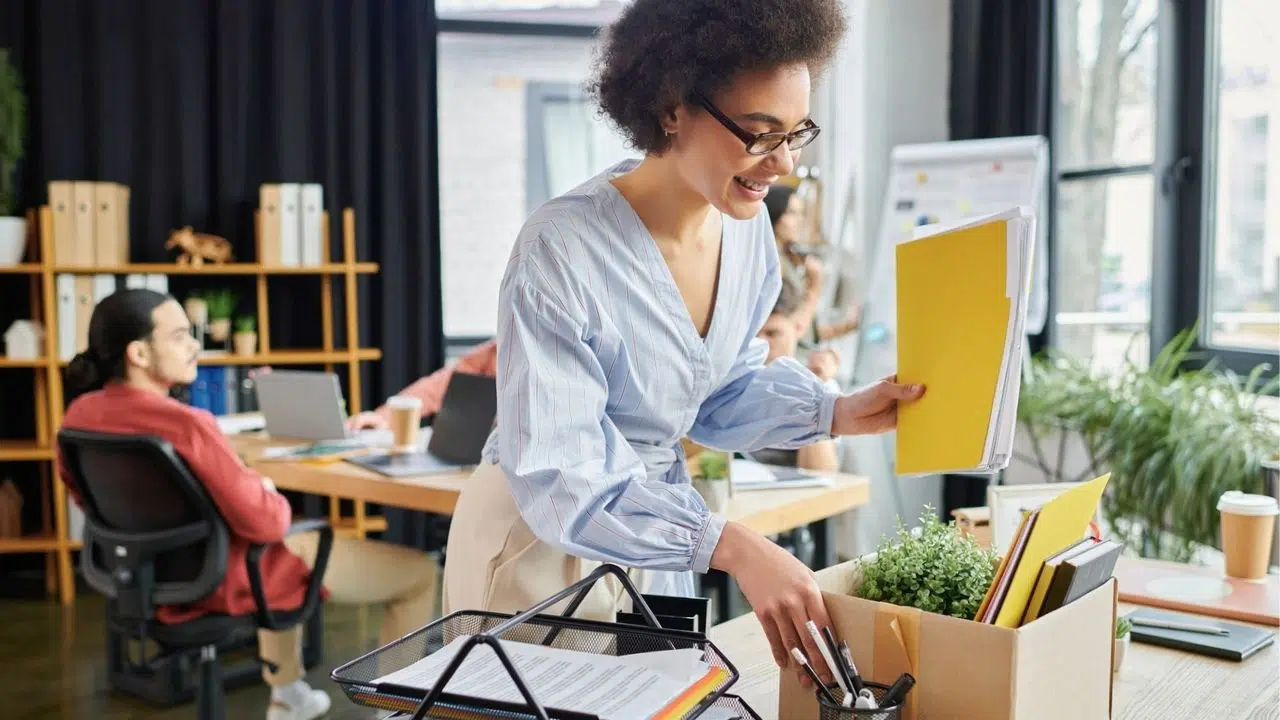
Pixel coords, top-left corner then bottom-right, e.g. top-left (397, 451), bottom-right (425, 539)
top-left (730, 458), bottom-right (834, 490)
top-left (345, 451), bottom-right (473, 478)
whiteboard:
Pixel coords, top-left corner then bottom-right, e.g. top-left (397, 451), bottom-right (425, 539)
top-left (847, 136), bottom-right (1049, 491)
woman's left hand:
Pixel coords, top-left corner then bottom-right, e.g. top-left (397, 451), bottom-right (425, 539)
top-left (831, 375), bottom-right (925, 435)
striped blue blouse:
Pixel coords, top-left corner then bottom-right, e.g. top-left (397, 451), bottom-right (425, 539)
top-left (480, 159), bottom-right (840, 599)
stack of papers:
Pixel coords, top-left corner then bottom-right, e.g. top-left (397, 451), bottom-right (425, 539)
top-left (894, 207), bottom-right (1036, 476)
top-left (373, 637), bottom-right (728, 720)
top-left (730, 459), bottom-right (832, 490)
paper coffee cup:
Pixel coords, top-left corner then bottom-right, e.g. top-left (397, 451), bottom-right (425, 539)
top-left (387, 395), bottom-right (423, 450)
top-left (1217, 491), bottom-right (1279, 580)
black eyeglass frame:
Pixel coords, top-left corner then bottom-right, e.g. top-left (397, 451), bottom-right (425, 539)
top-left (693, 94), bottom-right (821, 156)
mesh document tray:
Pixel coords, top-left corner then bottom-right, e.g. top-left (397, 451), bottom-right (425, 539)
top-left (331, 564), bottom-right (744, 720)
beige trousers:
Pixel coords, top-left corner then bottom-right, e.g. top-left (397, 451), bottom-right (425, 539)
top-left (442, 463), bottom-right (648, 626)
top-left (257, 532), bottom-right (439, 686)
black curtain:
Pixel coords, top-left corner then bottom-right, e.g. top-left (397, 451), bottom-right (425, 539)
top-left (0, 0), bottom-right (444, 553)
top-left (944, 0), bottom-right (1054, 516)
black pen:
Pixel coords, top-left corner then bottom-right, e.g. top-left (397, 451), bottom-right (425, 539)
top-left (879, 672), bottom-right (916, 708)
top-left (837, 641), bottom-right (865, 696)
top-left (820, 626), bottom-right (856, 697)
top-left (790, 648), bottom-right (840, 706)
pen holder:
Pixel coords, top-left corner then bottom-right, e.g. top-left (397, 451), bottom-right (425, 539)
top-left (816, 682), bottom-right (902, 720)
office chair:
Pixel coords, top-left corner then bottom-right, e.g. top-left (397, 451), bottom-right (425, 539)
top-left (57, 428), bottom-right (334, 720)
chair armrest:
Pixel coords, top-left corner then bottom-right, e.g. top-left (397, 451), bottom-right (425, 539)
top-left (246, 520), bottom-right (335, 631)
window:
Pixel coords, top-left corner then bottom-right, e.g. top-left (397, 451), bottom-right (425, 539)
top-left (435, 2), bottom-right (631, 341)
top-left (1203, 1), bottom-right (1278, 354)
top-left (1052, 0), bottom-right (1159, 371)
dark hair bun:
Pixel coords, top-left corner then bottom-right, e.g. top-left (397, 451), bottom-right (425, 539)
top-left (64, 351), bottom-right (104, 402)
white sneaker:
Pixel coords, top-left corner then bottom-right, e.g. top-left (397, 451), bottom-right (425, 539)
top-left (266, 680), bottom-right (332, 720)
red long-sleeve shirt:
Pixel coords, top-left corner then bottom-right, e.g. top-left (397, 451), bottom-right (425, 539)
top-left (57, 384), bottom-right (316, 624)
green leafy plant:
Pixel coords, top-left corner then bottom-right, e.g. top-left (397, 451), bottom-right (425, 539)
top-left (855, 506), bottom-right (999, 619)
top-left (691, 451), bottom-right (729, 480)
top-left (1018, 326), bottom-right (1279, 561)
top-left (202, 289), bottom-right (238, 320)
top-left (1115, 615), bottom-right (1131, 639)
top-left (233, 315), bottom-right (256, 334)
top-left (0, 49), bottom-right (27, 217)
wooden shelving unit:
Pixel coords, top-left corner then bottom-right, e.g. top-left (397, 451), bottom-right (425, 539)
top-left (0, 205), bottom-right (382, 604)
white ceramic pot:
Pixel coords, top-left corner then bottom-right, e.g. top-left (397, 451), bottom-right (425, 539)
top-left (692, 477), bottom-right (730, 512)
top-left (1113, 633), bottom-right (1129, 673)
top-left (233, 332), bottom-right (258, 356)
top-left (0, 217), bottom-right (28, 265)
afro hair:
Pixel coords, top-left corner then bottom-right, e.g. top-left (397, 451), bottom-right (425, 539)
top-left (588, 0), bottom-right (847, 156)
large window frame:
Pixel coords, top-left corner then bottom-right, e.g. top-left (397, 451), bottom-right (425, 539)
top-left (1044, 0), bottom-right (1278, 387)
top-left (433, 7), bottom-right (613, 353)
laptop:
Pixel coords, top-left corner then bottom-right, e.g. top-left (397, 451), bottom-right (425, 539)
top-left (253, 370), bottom-right (388, 446)
top-left (345, 372), bottom-right (497, 477)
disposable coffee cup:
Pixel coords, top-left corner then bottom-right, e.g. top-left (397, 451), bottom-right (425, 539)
top-left (387, 395), bottom-right (423, 451)
top-left (1217, 490), bottom-right (1279, 580)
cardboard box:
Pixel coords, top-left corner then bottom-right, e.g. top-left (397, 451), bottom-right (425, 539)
top-left (952, 506), bottom-right (992, 549)
top-left (780, 559), bottom-right (1116, 719)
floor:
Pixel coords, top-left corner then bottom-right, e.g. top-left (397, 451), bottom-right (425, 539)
top-left (1, 591), bottom-right (394, 719)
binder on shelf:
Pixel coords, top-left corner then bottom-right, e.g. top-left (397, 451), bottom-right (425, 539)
top-left (279, 183), bottom-right (301, 267)
top-left (894, 206), bottom-right (1036, 476)
top-left (331, 564), bottom-right (754, 720)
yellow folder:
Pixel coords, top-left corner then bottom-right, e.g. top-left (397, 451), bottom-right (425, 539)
top-left (895, 218), bottom-right (1012, 475)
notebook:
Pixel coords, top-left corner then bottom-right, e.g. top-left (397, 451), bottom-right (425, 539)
top-left (1126, 608), bottom-right (1276, 661)
top-left (895, 207), bottom-right (1036, 476)
top-left (1027, 539), bottom-right (1123, 622)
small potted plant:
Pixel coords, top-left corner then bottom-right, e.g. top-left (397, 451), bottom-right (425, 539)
top-left (0, 49), bottom-right (29, 266)
top-left (855, 507), bottom-right (1000, 619)
top-left (184, 292), bottom-right (209, 328)
top-left (1114, 615), bottom-right (1131, 673)
top-left (232, 315), bottom-right (257, 356)
top-left (690, 450), bottom-right (731, 511)
top-left (204, 289), bottom-right (237, 343)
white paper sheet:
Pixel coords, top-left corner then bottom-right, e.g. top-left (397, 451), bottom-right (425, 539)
top-left (375, 636), bottom-right (716, 720)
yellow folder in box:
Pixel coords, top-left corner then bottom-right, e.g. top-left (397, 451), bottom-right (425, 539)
top-left (895, 208), bottom-right (1032, 475)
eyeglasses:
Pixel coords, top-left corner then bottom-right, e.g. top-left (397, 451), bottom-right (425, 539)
top-left (695, 95), bottom-right (821, 156)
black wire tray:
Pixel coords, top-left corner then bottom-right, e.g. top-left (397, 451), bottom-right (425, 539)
top-left (331, 564), bottom-right (747, 720)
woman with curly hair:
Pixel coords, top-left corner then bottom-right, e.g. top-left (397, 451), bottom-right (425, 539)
top-left (443, 0), bottom-right (924, 684)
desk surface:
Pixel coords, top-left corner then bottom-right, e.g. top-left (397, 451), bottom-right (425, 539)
top-left (228, 432), bottom-right (871, 533)
top-left (710, 602), bottom-right (1280, 719)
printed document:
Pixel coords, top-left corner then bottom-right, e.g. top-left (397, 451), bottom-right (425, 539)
top-left (374, 636), bottom-right (719, 719)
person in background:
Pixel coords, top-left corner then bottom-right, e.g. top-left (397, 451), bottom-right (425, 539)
top-left (764, 183), bottom-right (860, 344)
top-left (754, 280), bottom-right (841, 472)
top-left (57, 289), bottom-right (440, 720)
top-left (344, 339), bottom-right (497, 432)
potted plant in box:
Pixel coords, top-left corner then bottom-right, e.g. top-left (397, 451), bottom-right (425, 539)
top-left (232, 315), bottom-right (257, 356)
top-left (855, 507), bottom-right (999, 619)
top-left (204, 289), bottom-right (237, 343)
top-left (0, 49), bottom-right (29, 266)
top-left (1114, 615), bottom-right (1131, 673)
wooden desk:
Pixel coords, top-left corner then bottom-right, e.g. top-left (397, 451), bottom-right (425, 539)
top-left (228, 432), bottom-right (871, 536)
top-left (710, 603), bottom-right (1280, 719)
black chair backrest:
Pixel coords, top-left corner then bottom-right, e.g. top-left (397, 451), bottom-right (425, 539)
top-left (57, 428), bottom-right (230, 620)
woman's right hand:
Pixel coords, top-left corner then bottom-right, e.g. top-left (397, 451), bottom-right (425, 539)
top-left (710, 521), bottom-right (836, 688)
top-left (345, 411), bottom-right (389, 432)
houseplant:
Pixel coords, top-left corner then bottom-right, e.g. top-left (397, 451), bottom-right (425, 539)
top-left (0, 49), bottom-right (28, 265)
top-left (689, 450), bottom-right (730, 511)
top-left (203, 289), bottom-right (237, 342)
top-left (1113, 615), bottom-right (1131, 673)
top-left (232, 315), bottom-right (257, 356)
top-left (1018, 327), bottom-right (1279, 561)
top-left (855, 506), bottom-right (999, 619)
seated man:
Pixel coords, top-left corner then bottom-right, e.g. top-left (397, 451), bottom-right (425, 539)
top-left (753, 280), bottom-right (842, 472)
top-left (345, 339), bottom-right (497, 431)
top-left (57, 289), bottom-right (439, 720)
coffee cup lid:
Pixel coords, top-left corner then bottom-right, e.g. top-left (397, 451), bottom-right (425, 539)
top-left (1217, 491), bottom-right (1279, 516)
top-left (387, 395), bottom-right (423, 409)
